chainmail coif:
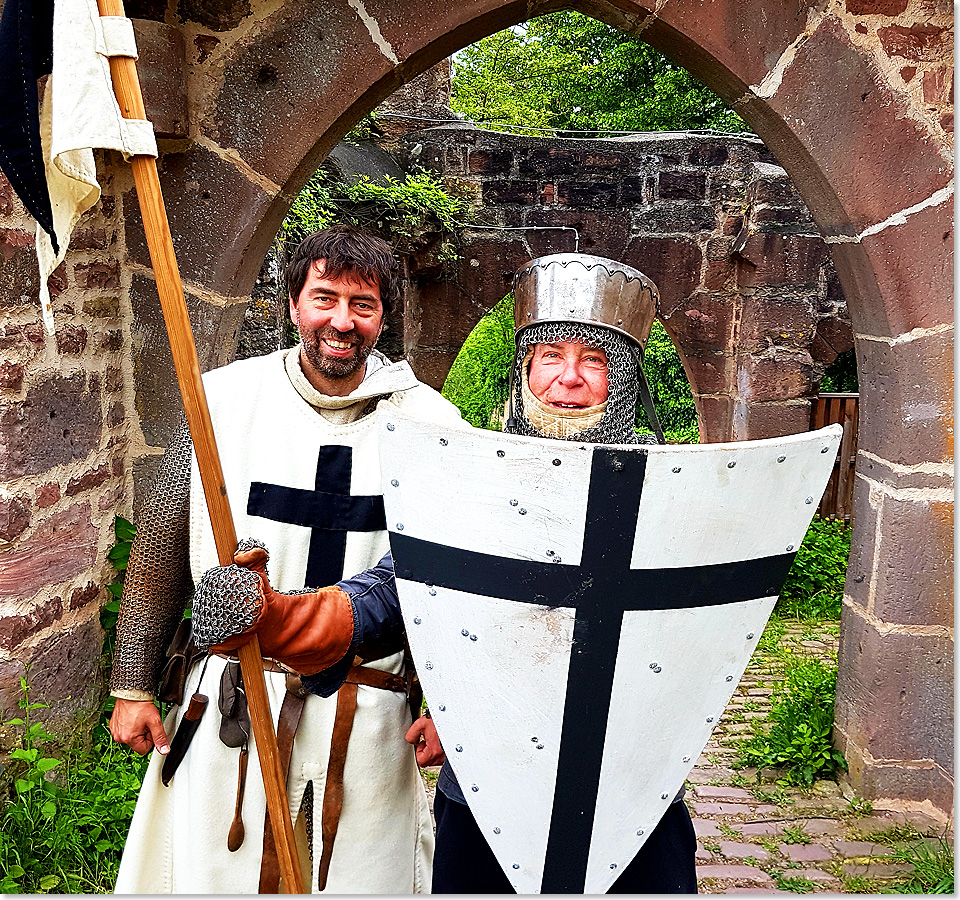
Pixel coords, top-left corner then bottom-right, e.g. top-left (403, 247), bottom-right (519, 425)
top-left (509, 321), bottom-right (653, 445)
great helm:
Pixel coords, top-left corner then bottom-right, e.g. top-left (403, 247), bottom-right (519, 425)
top-left (512, 253), bottom-right (659, 353)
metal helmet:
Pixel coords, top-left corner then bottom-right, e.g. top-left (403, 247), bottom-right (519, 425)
top-left (512, 253), bottom-right (659, 352)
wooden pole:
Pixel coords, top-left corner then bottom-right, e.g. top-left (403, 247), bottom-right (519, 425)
top-left (94, 1), bottom-right (304, 892)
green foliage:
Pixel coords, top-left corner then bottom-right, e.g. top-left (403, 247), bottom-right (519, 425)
top-left (775, 875), bottom-right (816, 893)
top-left (737, 658), bottom-right (847, 786)
top-left (780, 823), bottom-right (811, 845)
top-left (277, 168), bottom-right (473, 264)
top-left (441, 294), bottom-right (699, 441)
top-left (819, 349), bottom-right (859, 393)
top-left (452, 12), bottom-right (747, 135)
top-left (777, 516), bottom-right (852, 620)
top-left (889, 837), bottom-right (954, 893)
top-left (640, 320), bottom-right (699, 443)
top-left (0, 676), bottom-right (148, 893)
top-left (442, 294), bottom-right (515, 428)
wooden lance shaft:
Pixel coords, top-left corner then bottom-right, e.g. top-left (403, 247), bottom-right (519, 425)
top-left (94, 0), bottom-right (304, 892)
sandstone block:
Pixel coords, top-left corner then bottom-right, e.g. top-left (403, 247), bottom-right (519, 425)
top-left (555, 180), bottom-right (619, 208)
top-left (732, 400), bottom-right (811, 439)
top-left (659, 171), bottom-right (706, 201)
top-left (131, 19), bottom-right (188, 138)
top-left (0, 361), bottom-right (24, 391)
top-left (468, 149), bottom-right (512, 175)
top-left (878, 24), bottom-right (953, 63)
top-left (0, 495), bottom-right (31, 541)
top-left (482, 180), bottom-right (538, 206)
top-left (623, 237), bottom-right (702, 317)
top-left (846, 0), bottom-right (907, 13)
top-left (55, 324), bottom-right (88, 355)
top-left (737, 233), bottom-right (827, 289)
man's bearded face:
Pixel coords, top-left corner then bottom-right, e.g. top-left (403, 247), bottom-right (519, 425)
top-left (292, 261), bottom-right (384, 389)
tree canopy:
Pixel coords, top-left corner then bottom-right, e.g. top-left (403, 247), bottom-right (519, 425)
top-left (451, 12), bottom-right (747, 135)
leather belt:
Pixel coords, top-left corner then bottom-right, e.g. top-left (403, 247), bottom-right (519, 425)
top-left (257, 660), bottom-right (408, 892)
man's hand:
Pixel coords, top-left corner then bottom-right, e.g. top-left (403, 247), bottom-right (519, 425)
top-left (405, 714), bottom-right (445, 767)
top-left (110, 697), bottom-right (170, 756)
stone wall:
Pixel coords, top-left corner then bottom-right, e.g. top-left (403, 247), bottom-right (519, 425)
top-left (0, 0), bottom-right (952, 821)
top-left (389, 126), bottom-right (852, 442)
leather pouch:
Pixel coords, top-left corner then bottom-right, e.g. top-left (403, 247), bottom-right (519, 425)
top-left (158, 618), bottom-right (205, 706)
top-left (218, 660), bottom-right (251, 748)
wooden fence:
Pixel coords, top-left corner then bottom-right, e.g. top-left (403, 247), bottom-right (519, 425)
top-left (810, 393), bottom-right (858, 521)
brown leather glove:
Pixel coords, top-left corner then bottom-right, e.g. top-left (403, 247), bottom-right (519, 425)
top-left (198, 545), bottom-right (355, 676)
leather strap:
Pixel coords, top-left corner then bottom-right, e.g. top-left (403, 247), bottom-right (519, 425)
top-left (258, 674), bottom-right (308, 893)
top-left (317, 681), bottom-right (358, 891)
top-left (637, 364), bottom-right (666, 444)
top-left (344, 665), bottom-right (406, 693)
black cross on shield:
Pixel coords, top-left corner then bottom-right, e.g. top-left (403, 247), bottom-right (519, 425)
top-left (247, 445), bottom-right (386, 586)
top-left (391, 446), bottom-right (796, 893)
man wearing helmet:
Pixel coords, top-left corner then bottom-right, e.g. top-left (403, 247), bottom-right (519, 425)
top-left (194, 253), bottom-right (697, 893)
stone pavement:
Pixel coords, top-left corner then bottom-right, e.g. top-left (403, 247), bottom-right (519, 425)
top-left (422, 621), bottom-right (949, 893)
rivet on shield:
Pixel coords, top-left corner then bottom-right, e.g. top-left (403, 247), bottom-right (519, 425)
top-left (637, 829), bottom-right (644, 836)
top-left (425, 662), bottom-right (433, 669)
top-left (519, 509), bottom-right (527, 515)
top-left (682, 756), bottom-right (691, 763)
top-left (386, 423), bottom-right (395, 431)
top-left (429, 588), bottom-right (437, 596)
top-left (746, 632), bottom-right (755, 639)
top-left (461, 629), bottom-right (470, 637)
top-left (493, 827), bottom-right (500, 834)
top-left (510, 499), bottom-right (518, 506)
top-left (531, 736), bottom-right (538, 742)
top-left (438, 705), bottom-right (445, 711)
top-left (470, 634), bottom-right (478, 641)
top-left (472, 785), bottom-right (479, 792)
top-left (610, 862), bottom-right (618, 869)
top-left (390, 479), bottom-right (399, 487)
top-left (440, 438), bottom-right (448, 446)
top-left (413, 617), bottom-right (422, 624)
top-left (649, 662), bottom-right (658, 669)
top-left (805, 496), bottom-right (814, 504)
top-left (672, 466), bottom-right (681, 473)
top-left (821, 447), bottom-right (829, 453)
top-left (513, 864), bottom-right (520, 870)
top-left (546, 549), bottom-right (555, 556)
top-left (455, 745), bottom-right (463, 752)
top-left (553, 458), bottom-right (561, 466)
top-left (706, 716), bottom-right (714, 723)
top-left (536, 744), bottom-right (544, 749)
top-left (497, 450), bottom-right (505, 457)
top-left (726, 675), bottom-right (734, 682)
top-left (653, 666), bottom-right (662, 673)
top-left (727, 460), bottom-right (736, 468)
top-left (661, 793), bottom-right (669, 799)
top-left (786, 544), bottom-right (795, 552)
top-left (396, 523), bottom-right (404, 531)
top-left (777, 455), bottom-right (786, 463)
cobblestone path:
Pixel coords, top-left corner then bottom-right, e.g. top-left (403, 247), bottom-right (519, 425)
top-left (423, 620), bottom-right (949, 894)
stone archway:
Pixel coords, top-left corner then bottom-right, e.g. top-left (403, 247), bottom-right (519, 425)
top-left (0, 0), bottom-right (951, 821)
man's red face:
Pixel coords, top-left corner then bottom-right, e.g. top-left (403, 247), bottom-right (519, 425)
top-left (527, 342), bottom-right (610, 409)
top-left (290, 260), bottom-right (384, 395)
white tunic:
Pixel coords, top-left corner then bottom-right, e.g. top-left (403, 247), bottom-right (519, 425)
top-left (115, 349), bottom-right (463, 894)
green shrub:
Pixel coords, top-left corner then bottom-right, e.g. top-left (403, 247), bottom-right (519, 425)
top-left (890, 837), bottom-right (954, 894)
top-left (639, 320), bottom-right (698, 442)
top-left (777, 516), bottom-right (852, 620)
top-left (0, 678), bottom-right (148, 893)
top-left (736, 657), bottom-right (847, 786)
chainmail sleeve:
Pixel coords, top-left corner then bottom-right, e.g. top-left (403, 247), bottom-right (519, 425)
top-left (109, 420), bottom-right (194, 700)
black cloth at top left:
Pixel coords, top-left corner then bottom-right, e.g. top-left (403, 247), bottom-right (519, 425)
top-left (0, 0), bottom-right (57, 251)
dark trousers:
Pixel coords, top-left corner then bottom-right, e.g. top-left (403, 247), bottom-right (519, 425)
top-left (433, 789), bottom-right (698, 894)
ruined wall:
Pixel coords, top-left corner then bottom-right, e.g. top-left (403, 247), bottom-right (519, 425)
top-left (0, 0), bottom-right (952, 821)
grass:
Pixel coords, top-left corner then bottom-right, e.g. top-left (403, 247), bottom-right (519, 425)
top-left (888, 836), bottom-right (954, 893)
top-left (781, 823), bottom-right (811, 845)
top-left (776, 874), bottom-right (817, 892)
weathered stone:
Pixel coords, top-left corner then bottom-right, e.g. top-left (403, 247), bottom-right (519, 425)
top-left (836, 610), bottom-right (953, 777)
top-left (665, 294), bottom-right (736, 352)
top-left (482, 180), bottom-right (539, 206)
top-left (809, 316), bottom-right (854, 365)
top-left (757, 16), bottom-right (952, 232)
top-left (877, 24), bottom-right (953, 63)
top-left (0, 596), bottom-right (64, 649)
top-left (703, 259), bottom-right (735, 291)
top-left (0, 360), bottom-right (23, 391)
top-left (0, 617), bottom-right (103, 737)
top-left (35, 483), bottom-right (60, 508)
top-left (697, 396), bottom-right (734, 443)
top-left (100, 330), bottom-right (124, 352)
top-left (0, 495), bottom-right (31, 541)
top-left (622, 238), bottom-right (703, 317)
top-left (922, 66), bottom-right (954, 106)
top-left (687, 143), bottom-right (729, 167)
top-left (0, 374), bottom-right (102, 479)
top-left (719, 841), bottom-right (770, 861)
top-left (0, 229), bottom-right (40, 307)
top-left (740, 298), bottom-right (818, 352)
top-left (832, 840), bottom-right (894, 857)
top-left (65, 463), bottom-right (112, 497)
top-left (779, 843), bottom-right (832, 861)
top-left (125, 144), bottom-right (274, 294)
top-left (695, 785), bottom-right (753, 799)
top-left (75, 260), bottom-right (121, 290)
top-left (56, 324), bottom-right (88, 355)
top-left (737, 234), bottom-right (827, 289)
top-left (696, 864), bottom-right (774, 884)
top-left (517, 147), bottom-right (582, 177)
top-left (105, 366), bottom-right (124, 393)
top-left (659, 171), bottom-right (707, 201)
top-left (69, 581), bottom-right (100, 611)
top-left (0, 505), bottom-right (98, 600)
top-left (683, 353), bottom-right (734, 396)
top-left (846, 0), bottom-right (907, 13)
top-left (732, 400), bottom-right (811, 440)
top-left (856, 330), bottom-right (952, 467)
top-left (468, 149), bottom-right (512, 175)
top-left (83, 295), bottom-right (121, 318)
top-left (132, 19), bottom-right (188, 138)
top-left (555, 181), bottom-right (619, 208)
top-left (693, 819), bottom-right (722, 837)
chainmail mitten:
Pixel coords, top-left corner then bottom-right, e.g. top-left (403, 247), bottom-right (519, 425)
top-left (110, 420), bottom-right (194, 698)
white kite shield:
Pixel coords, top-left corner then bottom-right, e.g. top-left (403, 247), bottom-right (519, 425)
top-left (379, 409), bottom-right (842, 894)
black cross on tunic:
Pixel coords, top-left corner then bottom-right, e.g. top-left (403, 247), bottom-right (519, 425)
top-left (390, 446), bottom-right (796, 893)
top-left (247, 445), bottom-right (386, 587)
